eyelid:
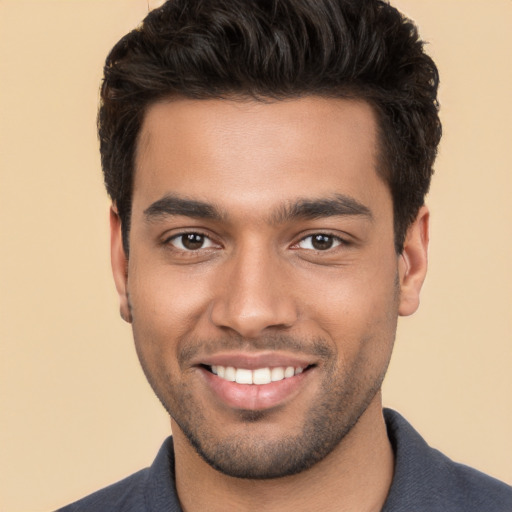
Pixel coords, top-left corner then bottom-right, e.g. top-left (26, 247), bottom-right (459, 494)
top-left (292, 232), bottom-right (349, 251)
top-left (163, 229), bottom-right (221, 251)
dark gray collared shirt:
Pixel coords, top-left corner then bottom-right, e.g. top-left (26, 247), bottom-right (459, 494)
top-left (56, 409), bottom-right (512, 511)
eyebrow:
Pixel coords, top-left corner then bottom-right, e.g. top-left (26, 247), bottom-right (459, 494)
top-left (143, 193), bottom-right (372, 224)
top-left (270, 194), bottom-right (373, 224)
top-left (144, 194), bottom-right (225, 222)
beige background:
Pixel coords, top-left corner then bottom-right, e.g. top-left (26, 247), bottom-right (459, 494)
top-left (1, 1), bottom-right (511, 510)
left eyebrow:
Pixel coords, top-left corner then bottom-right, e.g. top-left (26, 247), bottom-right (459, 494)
top-left (270, 194), bottom-right (373, 224)
top-left (143, 194), bottom-right (225, 222)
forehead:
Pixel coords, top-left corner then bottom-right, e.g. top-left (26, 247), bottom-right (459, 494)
top-left (133, 96), bottom-right (388, 216)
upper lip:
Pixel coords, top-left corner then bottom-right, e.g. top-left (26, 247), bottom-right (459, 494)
top-left (194, 351), bottom-right (317, 370)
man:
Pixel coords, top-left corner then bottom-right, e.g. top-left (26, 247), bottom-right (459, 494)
top-left (57, 0), bottom-right (512, 510)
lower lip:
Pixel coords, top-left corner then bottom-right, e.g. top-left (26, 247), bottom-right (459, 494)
top-left (199, 367), bottom-right (311, 411)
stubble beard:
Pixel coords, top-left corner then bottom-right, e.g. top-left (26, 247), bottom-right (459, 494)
top-left (135, 331), bottom-right (394, 480)
top-left (129, 268), bottom-right (400, 480)
top-left (178, 366), bottom-right (386, 479)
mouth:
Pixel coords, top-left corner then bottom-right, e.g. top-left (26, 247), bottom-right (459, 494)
top-left (198, 361), bottom-right (316, 411)
top-left (203, 364), bottom-right (313, 385)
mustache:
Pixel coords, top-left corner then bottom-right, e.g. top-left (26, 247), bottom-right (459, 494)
top-left (177, 333), bottom-right (335, 368)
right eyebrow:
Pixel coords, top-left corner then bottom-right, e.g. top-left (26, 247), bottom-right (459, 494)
top-left (143, 194), bottom-right (225, 222)
top-left (270, 194), bottom-right (373, 224)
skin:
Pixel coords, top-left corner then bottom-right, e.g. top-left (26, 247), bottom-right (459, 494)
top-left (111, 96), bottom-right (429, 512)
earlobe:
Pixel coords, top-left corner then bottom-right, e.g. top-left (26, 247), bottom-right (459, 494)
top-left (398, 205), bottom-right (429, 317)
top-left (110, 206), bottom-right (132, 323)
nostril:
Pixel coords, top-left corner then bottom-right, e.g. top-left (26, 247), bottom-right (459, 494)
top-left (209, 283), bottom-right (298, 338)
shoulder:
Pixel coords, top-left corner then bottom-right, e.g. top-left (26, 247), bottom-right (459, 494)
top-left (55, 469), bottom-right (150, 512)
top-left (55, 437), bottom-right (181, 512)
top-left (383, 409), bottom-right (512, 512)
top-left (444, 459), bottom-right (512, 510)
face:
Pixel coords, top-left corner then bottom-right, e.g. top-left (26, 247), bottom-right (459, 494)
top-left (111, 96), bottom-right (428, 478)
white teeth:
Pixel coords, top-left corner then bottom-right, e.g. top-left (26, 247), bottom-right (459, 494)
top-left (210, 365), bottom-right (306, 385)
top-left (284, 366), bottom-right (295, 378)
top-left (270, 367), bottom-right (285, 382)
top-left (253, 368), bottom-right (272, 385)
top-left (235, 368), bottom-right (253, 384)
top-left (224, 366), bottom-right (236, 382)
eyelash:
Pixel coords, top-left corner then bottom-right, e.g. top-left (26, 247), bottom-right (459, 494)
top-left (165, 232), bottom-right (218, 251)
top-left (295, 233), bottom-right (346, 251)
top-left (164, 231), bottom-right (347, 252)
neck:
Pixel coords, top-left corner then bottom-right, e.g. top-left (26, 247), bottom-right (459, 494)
top-left (172, 394), bottom-right (394, 512)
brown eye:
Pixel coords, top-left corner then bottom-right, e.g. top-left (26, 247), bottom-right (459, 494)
top-left (170, 233), bottom-right (214, 251)
top-left (297, 234), bottom-right (342, 251)
top-left (182, 233), bottom-right (205, 250)
top-left (311, 234), bottom-right (333, 250)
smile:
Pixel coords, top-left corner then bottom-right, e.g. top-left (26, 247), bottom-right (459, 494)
top-left (199, 360), bottom-right (315, 410)
top-left (210, 365), bottom-right (305, 385)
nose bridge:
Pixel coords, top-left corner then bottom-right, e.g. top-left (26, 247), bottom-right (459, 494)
top-left (210, 238), bottom-right (297, 337)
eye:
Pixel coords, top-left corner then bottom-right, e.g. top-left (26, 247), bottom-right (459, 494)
top-left (168, 233), bottom-right (216, 251)
top-left (297, 233), bottom-right (343, 251)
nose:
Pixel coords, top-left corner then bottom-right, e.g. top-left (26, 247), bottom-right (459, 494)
top-left (210, 244), bottom-right (298, 338)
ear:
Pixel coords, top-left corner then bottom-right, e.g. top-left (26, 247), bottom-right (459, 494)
top-left (110, 206), bottom-right (132, 323)
top-left (398, 205), bottom-right (429, 317)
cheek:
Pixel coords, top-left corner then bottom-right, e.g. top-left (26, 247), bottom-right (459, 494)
top-left (129, 262), bottom-right (214, 328)
top-left (127, 267), bottom-right (216, 378)
top-left (298, 256), bottom-right (399, 364)
top-left (302, 266), bottom-right (398, 326)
